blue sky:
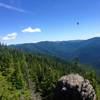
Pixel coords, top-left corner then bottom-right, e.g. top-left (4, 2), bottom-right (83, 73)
top-left (0, 0), bottom-right (100, 44)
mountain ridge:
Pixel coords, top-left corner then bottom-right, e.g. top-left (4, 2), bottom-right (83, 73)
top-left (9, 37), bottom-right (100, 69)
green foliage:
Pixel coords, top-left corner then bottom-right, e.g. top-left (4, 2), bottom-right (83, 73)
top-left (0, 44), bottom-right (30, 99)
top-left (0, 44), bottom-right (100, 100)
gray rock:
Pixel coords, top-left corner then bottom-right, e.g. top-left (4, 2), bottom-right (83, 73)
top-left (54, 74), bottom-right (96, 100)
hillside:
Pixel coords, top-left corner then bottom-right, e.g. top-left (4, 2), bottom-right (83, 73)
top-left (10, 37), bottom-right (100, 69)
top-left (0, 44), bottom-right (100, 99)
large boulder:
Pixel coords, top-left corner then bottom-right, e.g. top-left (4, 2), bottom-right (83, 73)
top-left (53, 74), bottom-right (96, 100)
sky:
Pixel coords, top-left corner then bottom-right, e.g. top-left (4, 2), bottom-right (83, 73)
top-left (0, 0), bottom-right (100, 44)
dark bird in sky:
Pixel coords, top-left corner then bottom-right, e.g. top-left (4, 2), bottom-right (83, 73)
top-left (76, 22), bottom-right (80, 25)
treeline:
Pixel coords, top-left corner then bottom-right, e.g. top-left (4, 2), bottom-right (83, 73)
top-left (0, 44), bottom-right (100, 100)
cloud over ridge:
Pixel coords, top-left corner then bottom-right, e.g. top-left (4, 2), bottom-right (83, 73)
top-left (22, 27), bottom-right (42, 33)
top-left (2, 33), bottom-right (17, 40)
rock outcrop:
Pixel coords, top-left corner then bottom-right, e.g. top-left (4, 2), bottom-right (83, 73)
top-left (53, 74), bottom-right (96, 100)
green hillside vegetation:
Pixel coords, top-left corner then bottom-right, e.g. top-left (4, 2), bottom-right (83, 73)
top-left (0, 44), bottom-right (100, 100)
top-left (10, 37), bottom-right (100, 70)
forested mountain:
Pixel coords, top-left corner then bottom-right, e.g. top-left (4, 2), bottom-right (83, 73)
top-left (0, 44), bottom-right (100, 99)
top-left (10, 37), bottom-right (100, 69)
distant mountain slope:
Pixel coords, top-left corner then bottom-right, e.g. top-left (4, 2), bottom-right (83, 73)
top-left (10, 40), bottom-right (83, 58)
top-left (10, 37), bottom-right (100, 68)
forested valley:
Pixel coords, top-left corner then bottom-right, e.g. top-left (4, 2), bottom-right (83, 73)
top-left (0, 44), bottom-right (100, 100)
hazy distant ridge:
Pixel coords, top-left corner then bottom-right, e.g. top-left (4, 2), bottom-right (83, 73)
top-left (10, 37), bottom-right (100, 68)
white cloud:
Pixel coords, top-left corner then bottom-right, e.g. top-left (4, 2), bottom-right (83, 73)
top-left (22, 27), bottom-right (42, 33)
top-left (2, 33), bottom-right (17, 40)
top-left (0, 2), bottom-right (26, 13)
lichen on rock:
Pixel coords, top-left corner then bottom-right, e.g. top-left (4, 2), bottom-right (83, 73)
top-left (53, 74), bottom-right (96, 100)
